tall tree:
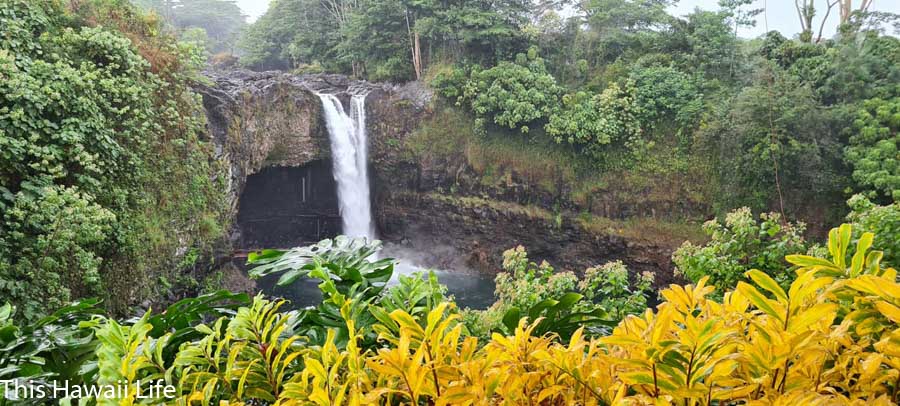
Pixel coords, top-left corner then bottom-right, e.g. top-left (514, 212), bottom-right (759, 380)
top-left (839, 0), bottom-right (875, 25)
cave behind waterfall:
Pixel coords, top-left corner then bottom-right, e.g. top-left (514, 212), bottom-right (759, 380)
top-left (236, 161), bottom-right (340, 249)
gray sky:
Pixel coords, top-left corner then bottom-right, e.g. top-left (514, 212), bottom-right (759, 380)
top-left (669, 0), bottom-right (900, 39)
top-left (234, 0), bottom-right (270, 22)
top-left (236, 0), bottom-right (900, 39)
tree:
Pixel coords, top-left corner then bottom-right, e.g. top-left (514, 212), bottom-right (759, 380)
top-left (545, 82), bottom-right (644, 166)
top-left (839, 0), bottom-right (875, 25)
top-left (719, 0), bottom-right (762, 37)
top-left (440, 55), bottom-right (563, 133)
top-left (1, 0), bottom-right (227, 319)
top-left (844, 97), bottom-right (900, 201)
top-left (697, 64), bottom-right (848, 214)
top-left (677, 9), bottom-right (739, 82)
top-left (238, 0), bottom-right (531, 80)
top-left (581, 0), bottom-right (677, 64)
top-left (238, 0), bottom-right (341, 71)
top-left (672, 207), bottom-right (809, 293)
top-left (629, 65), bottom-right (703, 134)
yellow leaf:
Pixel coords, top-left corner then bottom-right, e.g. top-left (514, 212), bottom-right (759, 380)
top-left (874, 301), bottom-right (900, 324)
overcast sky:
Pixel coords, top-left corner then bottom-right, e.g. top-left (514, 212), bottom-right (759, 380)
top-left (669, 0), bottom-right (899, 38)
top-left (235, 0), bottom-right (900, 39)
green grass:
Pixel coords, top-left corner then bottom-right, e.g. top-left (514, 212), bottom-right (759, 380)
top-left (405, 107), bottom-right (600, 196)
top-left (576, 213), bottom-right (706, 246)
top-left (426, 192), bottom-right (554, 220)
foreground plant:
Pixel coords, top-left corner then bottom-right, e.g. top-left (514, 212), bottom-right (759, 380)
top-left (4, 225), bottom-right (898, 404)
top-left (295, 225), bottom-right (897, 404)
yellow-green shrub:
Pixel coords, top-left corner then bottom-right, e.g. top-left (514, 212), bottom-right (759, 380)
top-left (97, 225), bottom-right (900, 405)
top-left (271, 224), bottom-right (899, 405)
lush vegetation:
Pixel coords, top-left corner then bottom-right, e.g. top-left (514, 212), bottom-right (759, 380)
top-left (241, 0), bottom-right (899, 222)
top-left (673, 207), bottom-right (809, 294)
top-left (674, 196), bottom-right (900, 297)
top-left (0, 0), bottom-right (228, 320)
top-left (2, 0), bottom-right (899, 404)
top-left (3, 225), bottom-right (900, 404)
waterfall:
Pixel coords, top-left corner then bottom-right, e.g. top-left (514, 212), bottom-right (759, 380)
top-left (317, 92), bottom-right (375, 241)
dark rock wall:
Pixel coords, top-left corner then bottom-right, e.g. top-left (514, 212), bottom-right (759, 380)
top-left (380, 193), bottom-right (677, 286)
top-left (236, 163), bottom-right (341, 249)
top-left (198, 71), bottom-right (330, 216)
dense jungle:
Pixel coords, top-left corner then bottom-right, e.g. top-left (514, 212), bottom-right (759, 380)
top-left (1, 0), bottom-right (899, 404)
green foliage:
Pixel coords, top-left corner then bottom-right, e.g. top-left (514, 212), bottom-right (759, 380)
top-left (237, 0), bottom-right (339, 71)
top-left (92, 312), bottom-right (171, 404)
top-left (675, 10), bottom-right (738, 81)
top-left (0, 0), bottom-right (228, 320)
top-left (248, 236), bottom-right (393, 294)
top-left (238, 0), bottom-right (531, 78)
top-left (3, 225), bottom-right (900, 403)
top-left (582, 0), bottom-right (676, 64)
top-left (847, 194), bottom-right (899, 268)
top-left (628, 65), bottom-right (704, 133)
top-left (0, 186), bottom-right (114, 320)
top-left (468, 246), bottom-right (652, 340)
top-left (134, 0), bottom-right (247, 54)
top-left (672, 207), bottom-right (808, 294)
top-left (578, 261), bottom-right (653, 320)
top-left (377, 271), bottom-right (449, 319)
top-left (697, 66), bottom-right (848, 215)
top-left (493, 246), bottom-right (577, 312)
top-left (0, 300), bottom-right (102, 403)
top-left (440, 57), bottom-right (562, 133)
top-left (248, 236), bottom-right (460, 351)
top-left (545, 82), bottom-right (645, 166)
top-left (820, 32), bottom-right (900, 104)
top-left (844, 97), bottom-right (900, 201)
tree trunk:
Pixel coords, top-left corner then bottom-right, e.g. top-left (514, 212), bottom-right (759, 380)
top-left (840, 0), bottom-right (852, 24)
top-left (795, 0), bottom-right (815, 42)
top-left (405, 10), bottom-right (422, 81)
top-left (413, 32), bottom-right (422, 80)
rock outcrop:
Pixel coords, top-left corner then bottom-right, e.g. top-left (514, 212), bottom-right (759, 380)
top-left (196, 70), bottom-right (424, 215)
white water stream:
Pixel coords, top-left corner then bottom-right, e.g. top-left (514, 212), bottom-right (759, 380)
top-left (317, 93), bottom-right (375, 241)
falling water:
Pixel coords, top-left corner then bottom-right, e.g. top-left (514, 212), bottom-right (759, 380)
top-left (259, 92), bottom-right (494, 309)
top-left (317, 93), bottom-right (375, 241)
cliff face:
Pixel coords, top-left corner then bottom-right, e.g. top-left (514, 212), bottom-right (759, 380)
top-left (197, 71), bottom-right (328, 215)
top-left (198, 69), bottom-right (682, 287)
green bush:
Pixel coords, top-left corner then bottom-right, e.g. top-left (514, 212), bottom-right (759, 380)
top-left (545, 82), bottom-right (645, 166)
top-left (0, 186), bottom-right (114, 320)
top-left (466, 246), bottom-right (652, 339)
top-left (672, 207), bottom-right (809, 294)
top-left (847, 194), bottom-right (899, 268)
top-left (844, 97), bottom-right (899, 201)
top-left (435, 57), bottom-right (562, 134)
top-left (628, 65), bottom-right (704, 134)
top-left (0, 0), bottom-right (227, 320)
top-left (577, 260), bottom-right (653, 320)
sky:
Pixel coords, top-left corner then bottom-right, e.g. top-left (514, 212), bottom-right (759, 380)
top-left (234, 0), bottom-right (271, 22)
top-left (235, 0), bottom-right (900, 39)
top-left (669, 0), bottom-right (900, 39)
